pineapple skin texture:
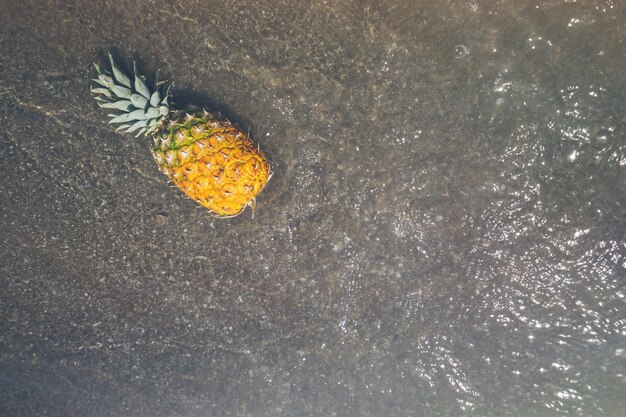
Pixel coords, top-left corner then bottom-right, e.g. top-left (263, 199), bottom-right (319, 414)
top-left (151, 111), bottom-right (270, 217)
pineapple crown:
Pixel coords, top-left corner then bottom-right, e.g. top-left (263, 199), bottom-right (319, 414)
top-left (91, 52), bottom-right (171, 136)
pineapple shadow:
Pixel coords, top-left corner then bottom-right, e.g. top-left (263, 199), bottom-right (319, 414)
top-left (172, 89), bottom-right (254, 138)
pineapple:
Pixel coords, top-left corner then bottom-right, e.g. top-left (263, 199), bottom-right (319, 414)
top-left (91, 53), bottom-right (271, 217)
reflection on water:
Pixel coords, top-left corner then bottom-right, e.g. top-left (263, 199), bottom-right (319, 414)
top-left (312, 1), bottom-right (625, 415)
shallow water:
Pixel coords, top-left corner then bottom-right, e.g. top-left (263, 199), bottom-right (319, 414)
top-left (1, 1), bottom-right (625, 416)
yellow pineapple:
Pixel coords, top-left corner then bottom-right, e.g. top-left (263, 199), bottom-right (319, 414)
top-left (91, 53), bottom-right (270, 217)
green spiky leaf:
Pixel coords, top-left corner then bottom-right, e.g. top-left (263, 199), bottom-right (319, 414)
top-left (133, 63), bottom-right (152, 99)
top-left (129, 109), bottom-right (149, 121)
top-left (108, 52), bottom-right (132, 88)
top-left (126, 119), bottom-right (150, 133)
top-left (108, 109), bottom-right (147, 124)
top-left (129, 94), bottom-right (148, 109)
top-left (147, 118), bottom-right (160, 132)
top-left (110, 85), bottom-right (132, 99)
top-left (99, 74), bottom-right (114, 85)
top-left (116, 124), bottom-right (131, 131)
top-left (91, 87), bottom-right (113, 99)
top-left (98, 99), bottom-right (133, 111)
top-left (91, 78), bottom-right (110, 88)
top-left (150, 91), bottom-right (160, 107)
top-left (145, 107), bottom-right (160, 119)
